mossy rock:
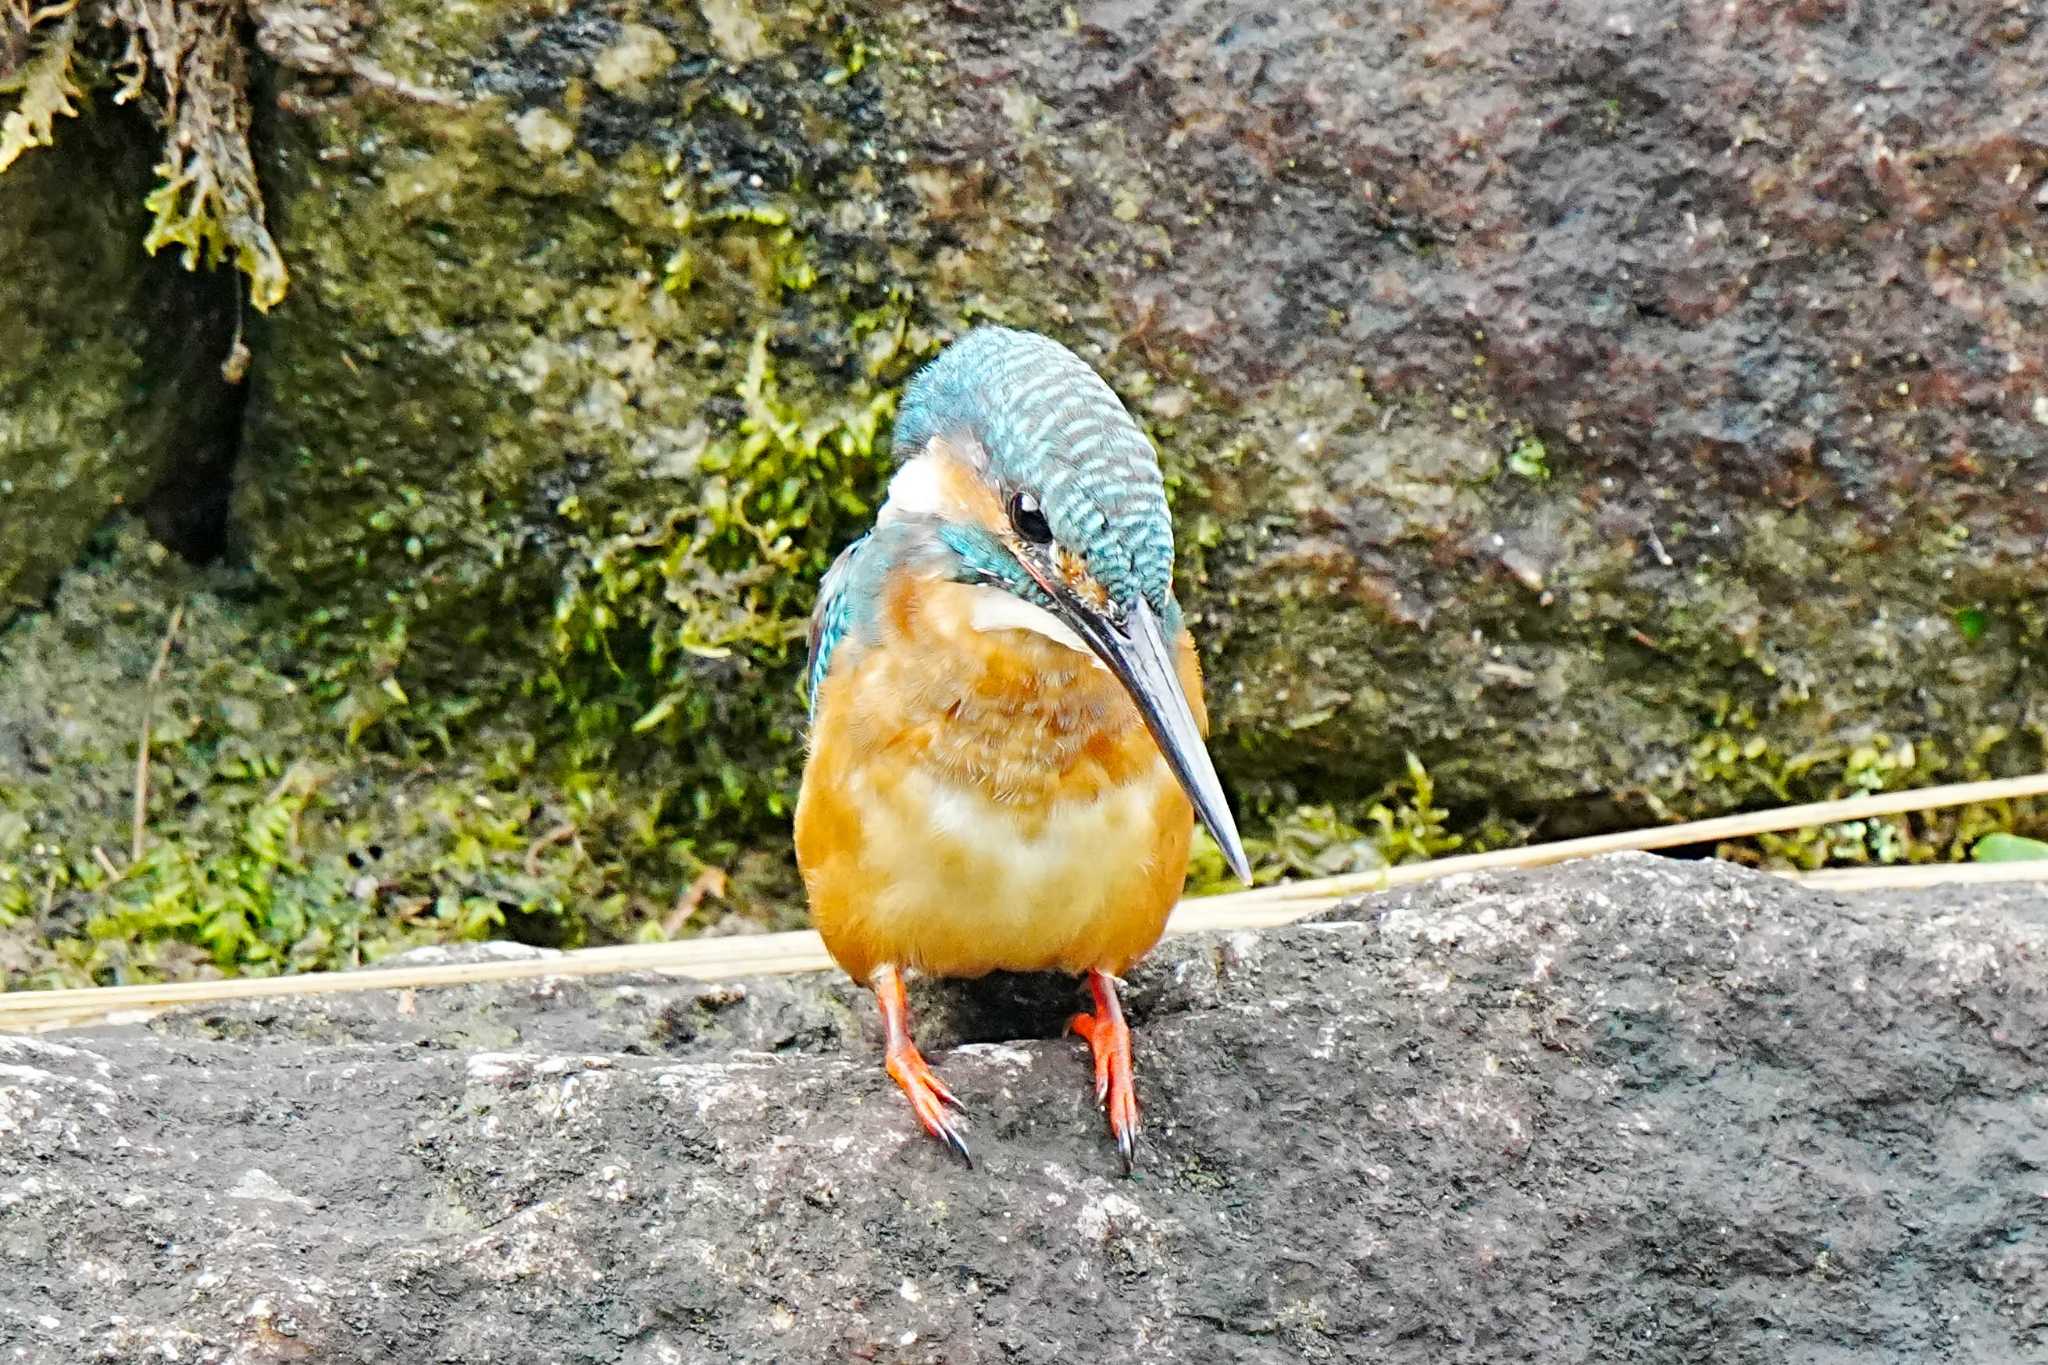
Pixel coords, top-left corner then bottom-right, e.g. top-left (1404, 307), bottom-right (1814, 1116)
top-left (0, 100), bottom-right (237, 621)
top-left (237, 0), bottom-right (2047, 828)
top-left (2, 0), bottom-right (2044, 984)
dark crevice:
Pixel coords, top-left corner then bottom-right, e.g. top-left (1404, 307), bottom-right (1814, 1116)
top-left (138, 326), bottom-right (248, 564)
top-left (141, 17), bottom-right (282, 570)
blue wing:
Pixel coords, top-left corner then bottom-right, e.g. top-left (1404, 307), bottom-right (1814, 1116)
top-left (805, 533), bottom-right (869, 720)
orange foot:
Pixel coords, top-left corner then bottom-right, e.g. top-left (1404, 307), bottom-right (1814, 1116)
top-left (1070, 968), bottom-right (1139, 1172)
top-left (872, 964), bottom-right (971, 1166)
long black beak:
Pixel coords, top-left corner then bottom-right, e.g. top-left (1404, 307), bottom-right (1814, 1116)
top-left (1060, 595), bottom-right (1253, 887)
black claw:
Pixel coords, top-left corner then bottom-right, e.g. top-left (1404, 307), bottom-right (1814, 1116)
top-left (1116, 1128), bottom-right (1138, 1175)
top-left (940, 1124), bottom-right (974, 1169)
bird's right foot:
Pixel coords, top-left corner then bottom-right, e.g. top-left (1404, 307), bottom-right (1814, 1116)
top-left (872, 963), bottom-right (971, 1166)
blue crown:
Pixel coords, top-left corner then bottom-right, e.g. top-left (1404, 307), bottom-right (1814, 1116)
top-left (893, 326), bottom-right (1175, 615)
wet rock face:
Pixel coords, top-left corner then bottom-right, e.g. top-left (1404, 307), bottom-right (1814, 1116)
top-left (233, 0), bottom-right (918, 847)
top-left (2, 2), bottom-right (2041, 977)
top-left (3, 856), bottom-right (2044, 1361)
top-left (957, 1), bottom-right (2048, 493)
top-left (0, 107), bottom-right (238, 620)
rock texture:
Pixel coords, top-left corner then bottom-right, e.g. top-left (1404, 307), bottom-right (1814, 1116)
top-left (2, 855), bottom-right (2044, 1362)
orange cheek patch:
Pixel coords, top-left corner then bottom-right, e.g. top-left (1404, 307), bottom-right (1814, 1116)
top-left (1055, 548), bottom-right (1111, 611)
top-left (1176, 631), bottom-right (1210, 737)
top-left (884, 570), bottom-right (924, 640)
top-left (925, 438), bottom-right (1008, 531)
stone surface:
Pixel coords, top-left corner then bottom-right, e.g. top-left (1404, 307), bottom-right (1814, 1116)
top-left (2, 855), bottom-right (2044, 1362)
top-left (956, 0), bottom-right (2048, 823)
top-left (0, 104), bottom-right (237, 620)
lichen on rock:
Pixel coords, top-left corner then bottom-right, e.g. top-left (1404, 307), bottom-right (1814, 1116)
top-left (0, 3), bottom-right (83, 172)
top-left (229, 2), bottom-right (935, 933)
top-left (1, 0), bottom-right (288, 307)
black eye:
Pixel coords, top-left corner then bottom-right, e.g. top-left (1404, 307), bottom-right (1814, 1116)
top-left (1008, 491), bottom-right (1053, 545)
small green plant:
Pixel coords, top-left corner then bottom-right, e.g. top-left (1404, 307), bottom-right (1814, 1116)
top-left (1368, 752), bottom-right (1463, 863)
top-left (1692, 720), bottom-right (2047, 871)
top-left (540, 322), bottom-right (914, 835)
top-left (1973, 832), bottom-right (2048, 862)
top-left (1186, 752), bottom-right (1467, 893)
top-left (1507, 436), bottom-right (1551, 481)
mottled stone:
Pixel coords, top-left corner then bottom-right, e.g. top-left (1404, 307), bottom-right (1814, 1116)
top-left (3, 0), bottom-right (2046, 980)
top-left (886, 0), bottom-right (2048, 816)
top-left (2, 856), bottom-right (2044, 1361)
top-left (233, 0), bottom-right (2048, 843)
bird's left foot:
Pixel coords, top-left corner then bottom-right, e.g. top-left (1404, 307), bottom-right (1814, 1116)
top-left (1070, 968), bottom-right (1139, 1172)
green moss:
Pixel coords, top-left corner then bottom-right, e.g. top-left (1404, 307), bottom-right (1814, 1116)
top-left (0, 2), bottom-right (286, 308)
top-left (121, 0), bottom-right (287, 309)
top-left (1185, 752), bottom-right (1475, 894)
top-left (540, 320), bottom-right (919, 842)
top-left (1174, 343), bottom-right (2048, 849)
top-left (0, 93), bottom-right (235, 621)
top-left (0, 6), bottom-right (969, 984)
top-left (1684, 721), bottom-right (2046, 872)
top-left (6, 1), bottom-right (2046, 989)
top-left (0, 518), bottom-right (810, 988)
top-left (1506, 435), bottom-right (1551, 482)
top-left (214, 2), bottom-right (937, 959)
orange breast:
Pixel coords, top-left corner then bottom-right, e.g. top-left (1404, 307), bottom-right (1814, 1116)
top-left (794, 576), bottom-right (1205, 983)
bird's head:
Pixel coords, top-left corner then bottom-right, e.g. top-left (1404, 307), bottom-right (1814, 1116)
top-left (883, 325), bottom-right (1251, 885)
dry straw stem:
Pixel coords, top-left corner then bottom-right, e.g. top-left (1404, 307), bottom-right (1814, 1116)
top-left (1190, 771), bottom-right (2048, 918)
top-left (4, 772), bottom-right (2047, 1034)
top-left (131, 601), bottom-right (185, 864)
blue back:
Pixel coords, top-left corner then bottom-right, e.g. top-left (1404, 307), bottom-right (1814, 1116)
top-left (806, 532), bottom-right (870, 713)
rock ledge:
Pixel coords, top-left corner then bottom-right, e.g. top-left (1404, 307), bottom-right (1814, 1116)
top-left (2, 854), bottom-right (2044, 1363)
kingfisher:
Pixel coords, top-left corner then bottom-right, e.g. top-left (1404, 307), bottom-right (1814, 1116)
top-left (795, 325), bottom-right (1252, 1170)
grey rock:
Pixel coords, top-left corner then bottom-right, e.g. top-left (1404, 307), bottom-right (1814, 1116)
top-left (2, 854), bottom-right (2044, 1362)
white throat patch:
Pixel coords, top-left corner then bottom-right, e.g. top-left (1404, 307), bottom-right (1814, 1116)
top-left (884, 448), bottom-right (1106, 670)
top-left (966, 585), bottom-right (1103, 665)
top-left (879, 454), bottom-right (949, 522)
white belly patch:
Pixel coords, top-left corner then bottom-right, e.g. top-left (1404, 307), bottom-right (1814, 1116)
top-left (853, 761), bottom-right (1178, 971)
